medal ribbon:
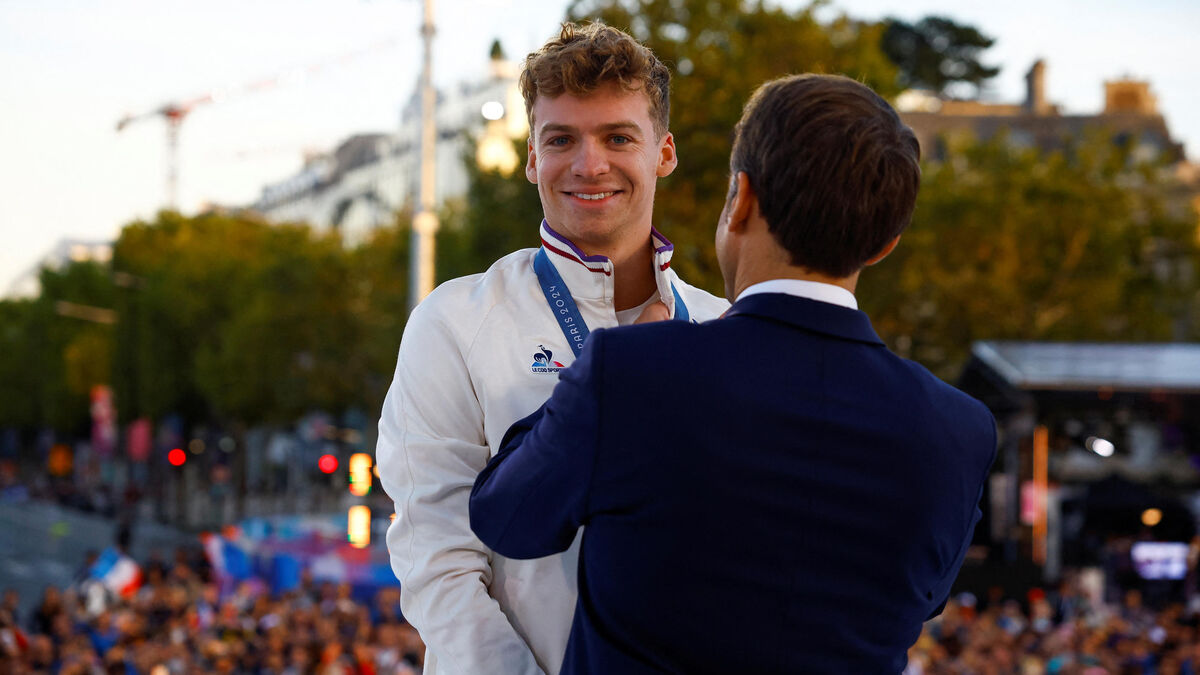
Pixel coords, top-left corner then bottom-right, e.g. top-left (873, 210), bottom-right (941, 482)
top-left (534, 248), bottom-right (690, 355)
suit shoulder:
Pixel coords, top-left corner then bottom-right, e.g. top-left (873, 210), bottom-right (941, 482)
top-left (895, 355), bottom-right (997, 456)
top-left (896, 356), bottom-right (990, 415)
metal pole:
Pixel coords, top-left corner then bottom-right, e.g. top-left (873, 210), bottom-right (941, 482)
top-left (1032, 425), bottom-right (1048, 565)
top-left (166, 115), bottom-right (181, 210)
top-left (409, 0), bottom-right (438, 311)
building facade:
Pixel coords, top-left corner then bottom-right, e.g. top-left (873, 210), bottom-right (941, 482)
top-left (898, 60), bottom-right (1187, 164)
top-left (251, 53), bottom-right (527, 247)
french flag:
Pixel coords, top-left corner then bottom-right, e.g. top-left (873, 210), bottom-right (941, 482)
top-left (201, 533), bottom-right (252, 586)
top-left (88, 548), bottom-right (142, 598)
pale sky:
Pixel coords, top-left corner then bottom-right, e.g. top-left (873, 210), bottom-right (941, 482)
top-left (2, 0), bottom-right (1197, 295)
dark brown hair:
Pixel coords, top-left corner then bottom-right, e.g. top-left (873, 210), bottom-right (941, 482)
top-left (731, 74), bottom-right (921, 278)
top-left (520, 22), bottom-right (671, 137)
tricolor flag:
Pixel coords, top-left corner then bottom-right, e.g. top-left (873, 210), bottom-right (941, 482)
top-left (201, 532), bottom-right (252, 585)
top-left (88, 547), bottom-right (142, 598)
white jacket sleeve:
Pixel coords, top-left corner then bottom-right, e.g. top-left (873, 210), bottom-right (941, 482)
top-left (376, 301), bottom-right (544, 675)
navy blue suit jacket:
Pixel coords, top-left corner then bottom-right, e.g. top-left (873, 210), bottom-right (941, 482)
top-left (470, 293), bottom-right (996, 674)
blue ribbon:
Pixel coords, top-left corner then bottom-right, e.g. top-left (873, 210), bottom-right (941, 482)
top-left (534, 248), bottom-right (689, 356)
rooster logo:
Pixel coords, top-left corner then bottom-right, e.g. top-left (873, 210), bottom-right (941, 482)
top-left (531, 345), bottom-right (566, 371)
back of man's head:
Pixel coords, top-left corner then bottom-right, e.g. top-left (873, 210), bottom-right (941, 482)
top-left (520, 22), bottom-right (671, 137)
top-left (731, 74), bottom-right (921, 278)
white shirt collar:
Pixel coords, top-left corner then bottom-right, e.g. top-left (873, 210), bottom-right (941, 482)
top-left (735, 279), bottom-right (858, 309)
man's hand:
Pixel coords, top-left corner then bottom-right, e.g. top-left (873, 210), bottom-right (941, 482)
top-left (634, 301), bottom-right (670, 324)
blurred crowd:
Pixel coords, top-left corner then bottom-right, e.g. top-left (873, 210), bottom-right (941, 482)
top-left (0, 548), bottom-right (424, 675)
top-left (9, 546), bottom-right (1200, 674)
top-left (907, 575), bottom-right (1200, 675)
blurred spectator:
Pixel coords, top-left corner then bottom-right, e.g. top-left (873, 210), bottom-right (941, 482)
top-left (1, 588), bottom-right (20, 627)
top-left (23, 544), bottom-right (1200, 674)
top-left (0, 548), bottom-right (426, 674)
top-left (28, 584), bottom-right (63, 635)
top-left (908, 573), bottom-right (1200, 674)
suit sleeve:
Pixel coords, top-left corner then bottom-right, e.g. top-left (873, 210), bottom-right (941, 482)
top-left (926, 409), bottom-right (998, 620)
top-left (470, 330), bottom-right (604, 560)
top-left (375, 302), bottom-right (544, 675)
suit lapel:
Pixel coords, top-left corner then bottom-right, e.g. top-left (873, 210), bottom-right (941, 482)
top-left (724, 293), bottom-right (885, 346)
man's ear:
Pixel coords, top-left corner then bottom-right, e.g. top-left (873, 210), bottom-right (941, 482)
top-left (525, 137), bottom-right (538, 185)
top-left (656, 132), bottom-right (678, 178)
top-left (726, 172), bottom-right (755, 233)
top-left (864, 235), bottom-right (901, 266)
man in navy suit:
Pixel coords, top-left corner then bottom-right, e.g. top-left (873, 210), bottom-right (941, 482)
top-left (470, 74), bottom-right (997, 674)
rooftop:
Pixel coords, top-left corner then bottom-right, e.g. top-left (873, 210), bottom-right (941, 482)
top-left (971, 341), bottom-right (1200, 393)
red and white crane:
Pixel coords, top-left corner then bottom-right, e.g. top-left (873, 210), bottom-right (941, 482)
top-left (116, 37), bottom-right (398, 210)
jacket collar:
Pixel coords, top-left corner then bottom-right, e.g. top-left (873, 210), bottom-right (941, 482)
top-left (539, 220), bottom-right (679, 307)
top-left (724, 292), bottom-right (885, 346)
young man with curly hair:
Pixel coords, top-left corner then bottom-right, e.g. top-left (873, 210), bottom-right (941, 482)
top-left (375, 23), bottom-right (728, 675)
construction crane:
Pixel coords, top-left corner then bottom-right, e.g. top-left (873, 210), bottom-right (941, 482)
top-left (116, 37), bottom-right (399, 210)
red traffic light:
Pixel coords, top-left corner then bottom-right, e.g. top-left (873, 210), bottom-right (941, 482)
top-left (318, 454), bottom-right (339, 474)
top-left (168, 448), bottom-right (187, 466)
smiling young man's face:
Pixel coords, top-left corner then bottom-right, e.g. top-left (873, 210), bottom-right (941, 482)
top-left (526, 81), bottom-right (677, 255)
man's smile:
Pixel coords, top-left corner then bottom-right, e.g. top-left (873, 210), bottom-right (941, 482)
top-left (566, 190), bottom-right (621, 203)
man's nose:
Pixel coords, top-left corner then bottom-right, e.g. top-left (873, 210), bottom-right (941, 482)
top-left (572, 138), bottom-right (609, 177)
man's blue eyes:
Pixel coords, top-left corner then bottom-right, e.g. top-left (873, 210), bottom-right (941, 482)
top-left (546, 136), bottom-right (632, 147)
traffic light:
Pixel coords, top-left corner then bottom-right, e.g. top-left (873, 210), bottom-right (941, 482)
top-left (348, 505), bottom-right (370, 548)
top-left (168, 448), bottom-right (187, 466)
top-left (318, 454), bottom-right (338, 474)
top-left (349, 453), bottom-right (373, 496)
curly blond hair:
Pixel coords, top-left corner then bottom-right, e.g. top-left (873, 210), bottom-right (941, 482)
top-left (520, 22), bottom-right (670, 137)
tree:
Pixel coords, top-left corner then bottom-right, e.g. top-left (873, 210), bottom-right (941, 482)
top-left (881, 16), bottom-right (1000, 97)
top-left (0, 262), bottom-right (116, 433)
top-left (858, 132), bottom-right (1199, 380)
top-left (350, 213), bottom-right (417, 412)
top-left (0, 298), bottom-right (42, 430)
top-left (0, 209), bottom-right (422, 438)
top-left (437, 139), bottom-right (544, 281)
top-left (112, 210), bottom-right (378, 427)
top-left (192, 224), bottom-right (368, 423)
top-left (113, 211), bottom-right (266, 423)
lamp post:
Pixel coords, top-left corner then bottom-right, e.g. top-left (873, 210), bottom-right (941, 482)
top-left (409, 0), bottom-right (438, 311)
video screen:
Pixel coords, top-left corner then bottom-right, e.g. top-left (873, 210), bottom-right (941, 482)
top-left (1131, 542), bottom-right (1190, 580)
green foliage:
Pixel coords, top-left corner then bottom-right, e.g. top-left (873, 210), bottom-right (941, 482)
top-left (111, 210), bottom-right (412, 427)
top-left (191, 225), bottom-right (365, 423)
top-left (437, 139), bottom-right (544, 280)
top-left (0, 262), bottom-right (115, 431)
top-left (114, 210), bottom-right (265, 423)
top-left (351, 212), bottom-right (415, 409)
top-left (881, 16), bottom-right (1000, 97)
top-left (859, 132), bottom-right (1199, 379)
top-left (2, 209), bottom-right (424, 435)
top-left (0, 299), bottom-right (42, 429)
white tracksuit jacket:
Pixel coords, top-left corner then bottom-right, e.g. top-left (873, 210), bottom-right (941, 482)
top-left (376, 221), bottom-right (729, 675)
